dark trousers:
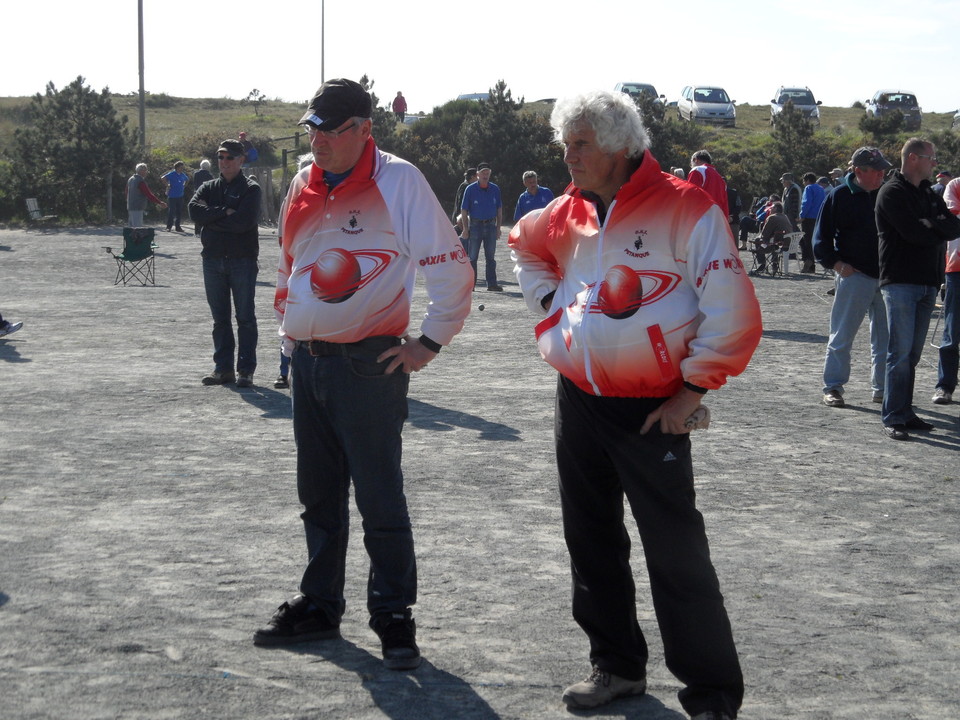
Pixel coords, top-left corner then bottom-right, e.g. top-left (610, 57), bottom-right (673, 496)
top-left (202, 256), bottom-right (258, 374)
top-left (555, 375), bottom-right (743, 718)
top-left (291, 339), bottom-right (416, 621)
top-left (800, 217), bottom-right (817, 272)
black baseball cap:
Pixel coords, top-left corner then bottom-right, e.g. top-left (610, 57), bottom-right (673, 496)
top-left (851, 147), bottom-right (892, 170)
top-left (217, 139), bottom-right (245, 157)
top-left (299, 78), bottom-right (372, 131)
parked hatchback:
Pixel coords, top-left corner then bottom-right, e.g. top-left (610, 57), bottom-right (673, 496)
top-left (865, 90), bottom-right (922, 130)
top-left (677, 86), bottom-right (736, 127)
top-left (770, 86), bottom-right (822, 126)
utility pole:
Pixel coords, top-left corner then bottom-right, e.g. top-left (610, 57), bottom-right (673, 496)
top-left (138, 0), bottom-right (146, 152)
top-left (320, 0), bottom-right (325, 83)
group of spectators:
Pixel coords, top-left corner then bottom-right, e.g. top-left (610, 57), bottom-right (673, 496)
top-left (717, 140), bottom-right (959, 442)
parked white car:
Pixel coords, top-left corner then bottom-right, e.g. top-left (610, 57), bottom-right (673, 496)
top-left (677, 86), bottom-right (736, 127)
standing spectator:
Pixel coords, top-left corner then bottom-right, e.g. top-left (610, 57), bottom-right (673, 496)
top-left (932, 175), bottom-right (960, 405)
top-left (192, 160), bottom-right (214, 237)
top-left (0, 312), bottom-right (23, 337)
top-left (125, 163), bottom-right (167, 227)
top-left (513, 170), bottom-right (554, 222)
top-left (799, 172), bottom-right (826, 272)
top-left (193, 159), bottom-right (213, 187)
top-left (161, 161), bottom-right (190, 232)
top-left (509, 89), bottom-right (760, 720)
top-left (256, 79), bottom-right (472, 671)
top-left (238, 131), bottom-right (259, 164)
top-left (726, 182), bottom-right (743, 248)
top-left (931, 171), bottom-right (952, 196)
top-left (780, 173), bottom-right (802, 230)
top-left (687, 150), bottom-right (728, 215)
top-left (460, 162), bottom-right (503, 291)
top-left (876, 138), bottom-right (960, 440)
top-left (392, 91), bottom-right (407, 123)
top-left (188, 139), bottom-right (262, 387)
top-left (814, 147), bottom-right (892, 409)
top-left (829, 168), bottom-right (845, 187)
top-left (452, 167), bottom-right (477, 231)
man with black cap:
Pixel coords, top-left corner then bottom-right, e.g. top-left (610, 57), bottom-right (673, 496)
top-left (814, 147), bottom-right (892, 410)
top-left (188, 138), bottom-right (262, 387)
top-left (255, 79), bottom-right (472, 670)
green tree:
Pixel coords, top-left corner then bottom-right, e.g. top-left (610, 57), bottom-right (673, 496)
top-left (12, 76), bottom-right (135, 221)
top-left (243, 88), bottom-right (267, 117)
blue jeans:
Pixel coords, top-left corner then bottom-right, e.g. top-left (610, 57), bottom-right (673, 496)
top-left (822, 271), bottom-right (888, 395)
top-left (202, 256), bottom-right (258, 374)
top-left (468, 219), bottom-right (499, 287)
top-left (881, 283), bottom-right (936, 426)
top-left (291, 339), bottom-right (416, 621)
top-left (936, 272), bottom-right (959, 393)
top-left (166, 196), bottom-right (184, 229)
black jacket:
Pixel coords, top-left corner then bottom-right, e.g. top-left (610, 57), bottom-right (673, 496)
top-left (813, 173), bottom-right (881, 277)
top-left (876, 170), bottom-right (960, 287)
top-left (188, 172), bottom-right (261, 259)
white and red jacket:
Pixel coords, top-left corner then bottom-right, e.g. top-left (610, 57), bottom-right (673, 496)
top-left (942, 176), bottom-right (960, 273)
top-left (276, 138), bottom-right (472, 346)
top-left (509, 150), bottom-right (762, 399)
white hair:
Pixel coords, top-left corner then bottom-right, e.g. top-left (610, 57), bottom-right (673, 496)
top-left (199, 159), bottom-right (211, 170)
top-left (551, 90), bottom-right (650, 159)
top-left (135, 162), bottom-right (148, 173)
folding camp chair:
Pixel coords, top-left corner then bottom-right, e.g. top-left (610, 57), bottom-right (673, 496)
top-left (25, 198), bottom-right (57, 223)
top-left (107, 228), bottom-right (156, 286)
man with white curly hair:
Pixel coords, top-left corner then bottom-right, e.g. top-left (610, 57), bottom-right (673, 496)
top-left (509, 90), bottom-right (761, 720)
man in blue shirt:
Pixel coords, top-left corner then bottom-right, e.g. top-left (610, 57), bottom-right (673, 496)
top-left (461, 162), bottom-right (503, 291)
top-left (799, 172), bottom-right (826, 272)
top-left (162, 161), bottom-right (190, 232)
top-left (513, 170), bottom-right (554, 222)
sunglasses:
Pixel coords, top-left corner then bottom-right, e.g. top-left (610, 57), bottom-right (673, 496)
top-left (217, 154), bottom-right (237, 161)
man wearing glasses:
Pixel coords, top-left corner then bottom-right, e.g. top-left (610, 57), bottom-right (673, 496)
top-left (255, 79), bottom-right (472, 670)
top-left (876, 138), bottom-right (960, 440)
top-left (188, 138), bottom-right (262, 387)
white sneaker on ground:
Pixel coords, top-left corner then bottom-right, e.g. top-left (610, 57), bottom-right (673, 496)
top-left (932, 388), bottom-right (952, 405)
top-left (561, 667), bottom-right (646, 709)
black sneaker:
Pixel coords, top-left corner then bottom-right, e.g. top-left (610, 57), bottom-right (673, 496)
top-left (370, 612), bottom-right (421, 670)
top-left (253, 594), bottom-right (340, 646)
top-left (904, 417), bottom-right (934, 432)
top-left (202, 369), bottom-right (236, 385)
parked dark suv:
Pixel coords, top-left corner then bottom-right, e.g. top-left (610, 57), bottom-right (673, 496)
top-left (865, 90), bottom-right (922, 130)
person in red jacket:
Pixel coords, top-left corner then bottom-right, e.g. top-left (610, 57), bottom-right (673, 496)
top-left (687, 149), bottom-right (728, 216)
top-left (392, 91), bottom-right (407, 123)
top-left (510, 90), bottom-right (761, 720)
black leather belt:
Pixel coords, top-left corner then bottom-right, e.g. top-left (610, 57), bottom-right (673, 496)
top-left (295, 336), bottom-right (400, 357)
top-left (473, 218), bottom-right (497, 224)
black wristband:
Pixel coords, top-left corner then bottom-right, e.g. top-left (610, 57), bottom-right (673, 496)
top-left (683, 381), bottom-right (708, 395)
top-left (418, 334), bottom-right (442, 354)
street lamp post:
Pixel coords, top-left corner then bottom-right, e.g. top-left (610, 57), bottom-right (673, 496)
top-left (138, 0), bottom-right (146, 151)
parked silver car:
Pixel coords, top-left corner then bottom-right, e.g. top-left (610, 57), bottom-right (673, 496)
top-left (770, 86), bottom-right (822, 126)
top-left (677, 86), bottom-right (736, 127)
top-left (864, 90), bottom-right (921, 130)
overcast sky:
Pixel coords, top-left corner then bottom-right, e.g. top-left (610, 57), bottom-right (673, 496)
top-left (6, 0), bottom-right (960, 118)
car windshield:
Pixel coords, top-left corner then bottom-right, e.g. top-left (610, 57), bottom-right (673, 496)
top-left (695, 88), bottom-right (729, 103)
top-left (623, 84), bottom-right (657, 97)
top-left (779, 91), bottom-right (815, 105)
top-left (882, 94), bottom-right (917, 106)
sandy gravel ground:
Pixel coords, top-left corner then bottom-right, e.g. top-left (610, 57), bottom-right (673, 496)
top-left (0, 224), bottom-right (957, 719)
